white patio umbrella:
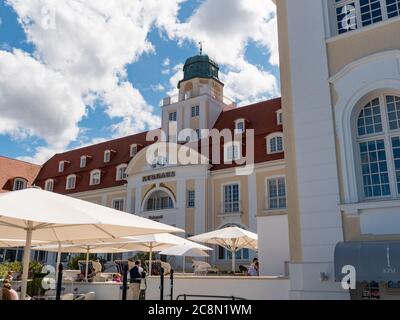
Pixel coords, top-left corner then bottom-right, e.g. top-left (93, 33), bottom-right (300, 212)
top-left (0, 188), bottom-right (183, 299)
top-left (32, 243), bottom-right (135, 281)
top-left (189, 227), bottom-right (258, 273)
top-left (0, 239), bottom-right (49, 248)
top-left (159, 244), bottom-right (212, 273)
top-left (121, 233), bottom-right (211, 276)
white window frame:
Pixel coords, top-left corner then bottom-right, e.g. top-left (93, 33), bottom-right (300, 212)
top-left (80, 156), bottom-right (87, 168)
top-left (116, 164), bottom-right (128, 181)
top-left (234, 119), bottom-right (246, 134)
top-left (221, 182), bottom-right (241, 214)
top-left (13, 178), bottom-right (27, 191)
top-left (169, 111), bottom-right (177, 122)
top-left (266, 132), bottom-right (284, 154)
top-left (224, 141), bottom-right (242, 162)
top-left (191, 105), bottom-right (200, 117)
top-left (58, 161), bottom-right (65, 173)
top-left (187, 190), bottom-right (195, 208)
top-left (104, 150), bottom-right (111, 163)
top-left (44, 179), bottom-right (54, 192)
top-left (266, 176), bottom-right (287, 211)
top-left (66, 175), bottom-right (76, 190)
top-left (90, 170), bottom-right (101, 186)
top-left (331, 0), bottom-right (399, 36)
top-left (276, 110), bottom-right (283, 125)
top-left (353, 93), bottom-right (400, 201)
top-left (130, 144), bottom-right (138, 157)
top-left (112, 198), bottom-right (125, 211)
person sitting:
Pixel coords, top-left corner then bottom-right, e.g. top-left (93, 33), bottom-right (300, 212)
top-left (129, 260), bottom-right (143, 300)
top-left (247, 258), bottom-right (259, 277)
top-left (112, 273), bottom-right (122, 283)
top-left (1, 280), bottom-right (19, 300)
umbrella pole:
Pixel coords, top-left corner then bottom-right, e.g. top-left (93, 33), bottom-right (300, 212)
top-left (232, 251), bottom-right (235, 274)
top-left (85, 247), bottom-right (89, 282)
top-left (21, 221), bottom-right (33, 300)
top-left (183, 256), bottom-right (185, 274)
top-left (56, 242), bottom-right (62, 281)
top-left (149, 243), bottom-right (153, 277)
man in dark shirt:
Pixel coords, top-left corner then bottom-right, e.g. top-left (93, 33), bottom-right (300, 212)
top-left (129, 260), bottom-right (143, 300)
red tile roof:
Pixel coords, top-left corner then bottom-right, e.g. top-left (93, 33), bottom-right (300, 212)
top-left (211, 97), bottom-right (284, 171)
top-left (35, 98), bottom-right (283, 194)
top-left (0, 156), bottom-right (41, 193)
top-left (34, 131), bottom-right (156, 195)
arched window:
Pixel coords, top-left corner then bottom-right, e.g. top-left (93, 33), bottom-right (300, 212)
top-left (145, 190), bottom-right (174, 212)
top-left (44, 179), bottom-right (54, 192)
top-left (13, 178), bottom-right (27, 191)
top-left (266, 133), bottom-right (284, 154)
top-left (90, 170), bottom-right (101, 186)
top-left (355, 94), bottom-right (400, 199)
top-left (116, 164), bottom-right (128, 181)
top-left (66, 175), bottom-right (76, 190)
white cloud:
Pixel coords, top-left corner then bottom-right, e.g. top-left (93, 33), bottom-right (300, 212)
top-left (3, 0), bottom-right (186, 163)
top-left (166, 0), bottom-right (279, 103)
top-left (162, 58), bottom-right (170, 67)
top-left (0, 49), bottom-right (85, 148)
top-left (3, 0), bottom-right (279, 164)
top-left (150, 83), bottom-right (165, 92)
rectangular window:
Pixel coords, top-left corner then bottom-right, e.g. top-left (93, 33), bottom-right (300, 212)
top-left (58, 161), bottom-right (64, 173)
top-left (66, 177), bottom-right (76, 190)
top-left (187, 190), bottom-right (195, 208)
top-left (359, 139), bottom-right (391, 198)
top-left (117, 166), bottom-right (127, 181)
top-left (268, 177), bottom-right (287, 210)
top-left (235, 121), bottom-right (245, 134)
top-left (226, 144), bottom-right (240, 161)
top-left (391, 136), bottom-right (400, 194)
top-left (191, 105), bottom-right (200, 117)
top-left (169, 111), bottom-right (177, 122)
top-left (80, 157), bottom-right (86, 168)
top-left (104, 151), bottom-right (111, 163)
top-left (130, 145), bottom-right (138, 157)
top-left (223, 184), bottom-right (240, 213)
top-left (277, 111), bottom-right (283, 125)
top-left (334, 0), bottom-right (399, 35)
top-left (112, 199), bottom-right (125, 211)
top-left (386, 0), bottom-right (400, 18)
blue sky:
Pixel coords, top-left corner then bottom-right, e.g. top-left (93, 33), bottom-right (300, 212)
top-left (0, 0), bottom-right (279, 163)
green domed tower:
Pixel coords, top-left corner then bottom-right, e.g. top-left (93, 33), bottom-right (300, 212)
top-left (177, 54), bottom-right (224, 102)
top-left (178, 55), bottom-right (221, 87)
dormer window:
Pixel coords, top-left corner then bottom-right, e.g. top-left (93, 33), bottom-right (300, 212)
top-left (116, 164), bottom-right (128, 181)
top-left (66, 175), bottom-right (76, 190)
top-left (130, 144), bottom-right (138, 157)
top-left (267, 133), bottom-right (284, 154)
top-left (235, 119), bottom-right (246, 134)
top-left (13, 178), bottom-right (27, 191)
top-left (80, 156), bottom-right (87, 168)
top-left (90, 170), bottom-right (101, 186)
top-left (224, 141), bottom-right (241, 162)
top-left (45, 179), bottom-right (54, 192)
top-left (104, 150), bottom-right (111, 163)
top-left (191, 105), bottom-right (200, 117)
top-left (58, 161), bottom-right (65, 173)
top-left (277, 110), bottom-right (283, 125)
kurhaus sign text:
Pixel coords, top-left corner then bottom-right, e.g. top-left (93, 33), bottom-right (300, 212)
top-left (142, 171), bottom-right (176, 182)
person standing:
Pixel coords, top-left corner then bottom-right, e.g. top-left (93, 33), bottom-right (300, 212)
top-left (129, 260), bottom-right (143, 300)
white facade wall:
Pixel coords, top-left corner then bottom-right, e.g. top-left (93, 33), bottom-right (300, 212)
top-left (257, 215), bottom-right (290, 277)
top-left (285, 0), bottom-right (347, 299)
